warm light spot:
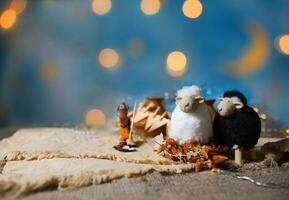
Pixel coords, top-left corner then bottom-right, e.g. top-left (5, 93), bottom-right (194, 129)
top-left (167, 67), bottom-right (186, 77)
top-left (92, 0), bottom-right (112, 15)
top-left (140, 0), bottom-right (160, 15)
top-left (260, 113), bottom-right (267, 120)
top-left (278, 35), bottom-right (289, 55)
top-left (182, 0), bottom-right (203, 19)
top-left (10, 0), bottom-right (27, 15)
top-left (98, 48), bottom-right (119, 68)
top-left (253, 107), bottom-right (259, 113)
top-left (40, 63), bottom-right (58, 81)
top-left (166, 51), bottom-right (187, 77)
top-left (85, 109), bottom-right (106, 127)
top-left (286, 129), bottom-right (289, 134)
top-left (0, 9), bottom-right (17, 29)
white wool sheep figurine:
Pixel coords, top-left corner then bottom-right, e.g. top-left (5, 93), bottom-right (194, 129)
top-left (169, 85), bottom-right (213, 145)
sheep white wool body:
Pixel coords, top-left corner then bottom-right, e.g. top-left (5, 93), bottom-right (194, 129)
top-left (169, 86), bottom-right (213, 145)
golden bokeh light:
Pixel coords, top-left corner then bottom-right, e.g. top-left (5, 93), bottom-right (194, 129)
top-left (260, 113), bottom-right (268, 120)
top-left (286, 129), bottom-right (289, 135)
top-left (98, 48), bottom-right (119, 68)
top-left (0, 9), bottom-right (17, 30)
top-left (167, 66), bottom-right (186, 77)
top-left (182, 0), bottom-right (203, 19)
top-left (85, 109), bottom-right (106, 128)
top-left (10, 0), bottom-right (27, 15)
top-left (166, 51), bottom-right (187, 77)
top-left (140, 0), bottom-right (161, 15)
top-left (278, 35), bottom-right (289, 55)
top-left (253, 107), bottom-right (259, 113)
top-left (92, 0), bottom-right (112, 15)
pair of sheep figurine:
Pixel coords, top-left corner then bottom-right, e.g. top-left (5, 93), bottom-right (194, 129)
top-left (169, 85), bottom-right (261, 165)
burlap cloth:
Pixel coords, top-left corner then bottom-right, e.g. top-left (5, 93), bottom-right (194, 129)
top-left (0, 128), bottom-right (195, 197)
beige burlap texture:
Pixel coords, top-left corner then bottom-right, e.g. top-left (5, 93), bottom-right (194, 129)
top-left (0, 128), bottom-right (195, 197)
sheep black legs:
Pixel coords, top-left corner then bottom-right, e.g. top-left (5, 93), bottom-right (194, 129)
top-left (249, 148), bottom-right (257, 161)
top-left (235, 148), bottom-right (243, 166)
top-left (234, 148), bottom-right (257, 166)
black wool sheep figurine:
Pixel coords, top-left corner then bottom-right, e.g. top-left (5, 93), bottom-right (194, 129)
top-left (213, 90), bottom-right (261, 165)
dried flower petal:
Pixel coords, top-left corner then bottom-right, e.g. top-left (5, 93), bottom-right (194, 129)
top-left (211, 155), bottom-right (229, 164)
top-left (166, 138), bottom-right (176, 145)
top-left (156, 138), bottom-right (229, 172)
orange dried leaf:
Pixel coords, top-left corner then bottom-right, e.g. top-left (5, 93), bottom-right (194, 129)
top-left (156, 144), bottom-right (165, 154)
top-left (211, 155), bottom-right (228, 164)
top-left (166, 138), bottom-right (176, 145)
top-left (182, 143), bottom-right (195, 153)
top-left (157, 139), bottom-right (229, 172)
top-left (177, 146), bottom-right (183, 154)
top-left (200, 149), bottom-right (209, 159)
top-left (171, 146), bottom-right (178, 155)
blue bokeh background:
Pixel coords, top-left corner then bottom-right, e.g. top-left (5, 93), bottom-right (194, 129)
top-left (0, 0), bottom-right (288, 128)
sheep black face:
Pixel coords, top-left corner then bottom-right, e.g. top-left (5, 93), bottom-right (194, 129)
top-left (217, 97), bottom-right (243, 117)
top-left (175, 95), bottom-right (204, 113)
